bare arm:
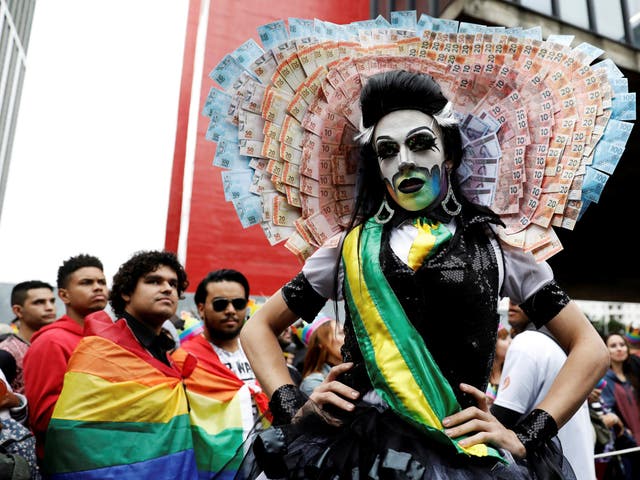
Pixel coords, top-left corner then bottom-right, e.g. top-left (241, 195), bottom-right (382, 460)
top-left (241, 288), bottom-right (360, 424)
top-left (240, 289), bottom-right (300, 397)
top-left (537, 300), bottom-right (609, 427)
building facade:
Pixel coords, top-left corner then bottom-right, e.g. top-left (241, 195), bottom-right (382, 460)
top-left (165, 0), bottom-right (370, 295)
top-left (0, 0), bottom-right (36, 225)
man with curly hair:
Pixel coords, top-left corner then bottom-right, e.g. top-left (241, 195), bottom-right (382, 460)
top-left (23, 253), bottom-right (107, 461)
top-left (43, 250), bottom-right (200, 478)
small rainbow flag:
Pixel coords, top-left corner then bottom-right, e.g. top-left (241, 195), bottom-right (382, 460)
top-left (626, 324), bottom-right (640, 345)
top-left (44, 319), bottom-right (198, 479)
top-left (177, 310), bottom-right (204, 344)
top-left (172, 335), bottom-right (271, 480)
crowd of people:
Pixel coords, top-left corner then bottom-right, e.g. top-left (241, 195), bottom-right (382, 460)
top-left (2, 261), bottom-right (637, 480)
top-left (0, 68), bottom-right (634, 480)
top-left (0, 250), bottom-right (344, 479)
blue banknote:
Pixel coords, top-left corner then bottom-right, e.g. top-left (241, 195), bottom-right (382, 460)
top-left (258, 20), bottom-right (288, 50)
top-left (288, 18), bottom-right (314, 39)
top-left (592, 140), bottom-right (626, 175)
top-left (582, 166), bottom-right (609, 203)
top-left (213, 139), bottom-right (251, 170)
top-left (221, 169), bottom-right (253, 201)
top-left (416, 14), bottom-right (433, 36)
top-left (233, 194), bottom-right (263, 228)
top-left (391, 10), bottom-right (417, 30)
top-left (209, 54), bottom-right (246, 90)
top-left (611, 93), bottom-right (636, 121)
top-left (231, 39), bottom-right (264, 71)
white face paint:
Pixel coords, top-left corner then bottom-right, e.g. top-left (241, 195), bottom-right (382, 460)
top-left (373, 110), bottom-right (449, 212)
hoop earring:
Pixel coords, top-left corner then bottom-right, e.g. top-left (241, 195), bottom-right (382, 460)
top-left (442, 170), bottom-right (461, 217)
top-left (374, 197), bottom-right (394, 224)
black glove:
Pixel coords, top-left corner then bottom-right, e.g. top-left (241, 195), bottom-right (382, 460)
top-left (513, 408), bottom-right (558, 453)
top-left (269, 383), bottom-right (306, 426)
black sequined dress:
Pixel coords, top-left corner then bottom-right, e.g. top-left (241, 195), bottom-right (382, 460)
top-left (248, 206), bottom-right (573, 479)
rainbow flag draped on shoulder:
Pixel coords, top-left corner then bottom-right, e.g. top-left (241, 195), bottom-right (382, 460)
top-left (173, 335), bottom-right (271, 480)
top-left (44, 315), bottom-right (198, 479)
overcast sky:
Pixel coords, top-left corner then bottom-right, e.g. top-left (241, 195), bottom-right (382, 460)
top-left (0, 1), bottom-right (189, 286)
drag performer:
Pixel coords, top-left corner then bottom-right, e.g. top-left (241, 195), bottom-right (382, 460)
top-left (240, 70), bottom-right (608, 479)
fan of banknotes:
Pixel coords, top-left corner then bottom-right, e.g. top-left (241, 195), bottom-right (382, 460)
top-left (202, 10), bottom-right (636, 263)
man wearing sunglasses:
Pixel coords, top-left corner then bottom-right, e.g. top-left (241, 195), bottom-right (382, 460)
top-left (193, 269), bottom-right (250, 355)
top-left (170, 269), bottom-right (270, 478)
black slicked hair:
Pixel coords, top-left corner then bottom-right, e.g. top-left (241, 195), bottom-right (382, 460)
top-left (360, 70), bottom-right (449, 128)
top-left (109, 250), bottom-right (188, 319)
top-left (11, 280), bottom-right (54, 307)
top-left (194, 269), bottom-right (250, 307)
top-left (57, 254), bottom-right (104, 289)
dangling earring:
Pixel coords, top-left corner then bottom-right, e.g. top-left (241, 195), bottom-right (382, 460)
top-left (374, 197), bottom-right (394, 224)
top-left (442, 169), bottom-right (461, 216)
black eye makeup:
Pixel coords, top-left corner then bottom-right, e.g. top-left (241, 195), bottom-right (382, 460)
top-left (406, 131), bottom-right (438, 152)
top-left (375, 126), bottom-right (439, 161)
top-left (376, 141), bottom-right (400, 159)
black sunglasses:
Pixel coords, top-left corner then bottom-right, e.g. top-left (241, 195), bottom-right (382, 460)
top-left (212, 297), bottom-right (248, 312)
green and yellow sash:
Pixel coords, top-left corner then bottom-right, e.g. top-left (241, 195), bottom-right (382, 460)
top-left (342, 219), bottom-right (503, 461)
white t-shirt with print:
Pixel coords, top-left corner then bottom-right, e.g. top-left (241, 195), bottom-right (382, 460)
top-left (212, 342), bottom-right (262, 427)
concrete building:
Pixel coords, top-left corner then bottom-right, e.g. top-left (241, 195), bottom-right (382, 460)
top-left (0, 0), bottom-right (36, 225)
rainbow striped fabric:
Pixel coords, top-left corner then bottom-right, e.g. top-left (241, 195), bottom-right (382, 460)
top-left (342, 220), bottom-right (503, 462)
top-left (173, 335), bottom-right (271, 480)
top-left (625, 324), bottom-right (640, 345)
top-left (177, 310), bottom-right (204, 344)
top-left (44, 318), bottom-right (198, 479)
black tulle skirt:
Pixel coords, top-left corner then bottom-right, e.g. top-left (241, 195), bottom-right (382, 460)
top-left (240, 403), bottom-right (576, 480)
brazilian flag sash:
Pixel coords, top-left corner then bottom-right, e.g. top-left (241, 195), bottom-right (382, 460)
top-left (342, 219), bottom-right (503, 461)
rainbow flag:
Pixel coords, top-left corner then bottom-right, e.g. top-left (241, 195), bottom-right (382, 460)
top-left (44, 318), bottom-right (198, 479)
top-left (173, 335), bottom-right (271, 480)
top-left (177, 310), bottom-right (204, 343)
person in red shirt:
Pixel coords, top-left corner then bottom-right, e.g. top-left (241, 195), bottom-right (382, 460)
top-left (23, 254), bottom-right (108, 461)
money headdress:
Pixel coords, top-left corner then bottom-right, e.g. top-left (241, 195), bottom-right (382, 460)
top-left (202, 10), bottom-right (636, 263)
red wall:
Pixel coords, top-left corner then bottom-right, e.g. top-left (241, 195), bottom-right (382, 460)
top-left (167, 0), bottom-right (370, 295)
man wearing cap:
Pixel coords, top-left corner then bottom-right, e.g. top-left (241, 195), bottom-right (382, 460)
top-left (171, 269), bottom-right (269, 479)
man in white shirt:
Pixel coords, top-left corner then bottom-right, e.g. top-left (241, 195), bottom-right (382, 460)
top-left (192, 269), bottom-right (263, 423)
top-left (492, 299), bottom-right (596, 480)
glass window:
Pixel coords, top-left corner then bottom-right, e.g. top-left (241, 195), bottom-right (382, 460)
top-left (628, 0), bottom-right (640, 44)
top-left (0, 15), bottom-right (10, 79)
top-left (0, 43), bottom-right (18, 151)
top-left (593, 0), bottom-right (625, 41)
top-left (521, 0), bottom-right (553, 16)
top-left (558, 0), bottom-right (590, 29)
